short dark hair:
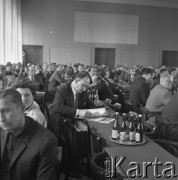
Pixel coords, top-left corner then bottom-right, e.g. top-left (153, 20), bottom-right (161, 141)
top-left (0, 89), bottom-right (23, 107)
top-left (160, 68), bottom-right (168, 75)
top-left (9, 78), bottom-right (36, 96)
top-left (74, 71), bottom-right (92, 84)
top-left (141, 68), bottom-right (153, 76)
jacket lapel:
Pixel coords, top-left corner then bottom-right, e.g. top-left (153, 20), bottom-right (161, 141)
top-left (68, 83), bottom-right (74, 107)
top-left (1, 130), bottom-right (8, 159)
top-left (10, 135), bottom-right (29, 167)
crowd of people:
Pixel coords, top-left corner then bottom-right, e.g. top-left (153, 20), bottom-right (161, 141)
top-left (1, 60), bottom-right (178, 179)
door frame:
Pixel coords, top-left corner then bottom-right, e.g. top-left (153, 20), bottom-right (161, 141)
top-left (94, 47), bottom-right (115, 68)
top-left (22, 44), bottom-right (43, 65)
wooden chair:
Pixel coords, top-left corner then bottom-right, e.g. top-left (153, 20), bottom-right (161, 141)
top-left (90, 125), bottom-right (106, 154)
top-left (58, 119), bottom-right (90, 180)
top-left (154, 115), bottom-right (178, 142)
top-left (140, 107), bottom-right (162, 123)
top-left (91, 151), bottom-right (123, 180)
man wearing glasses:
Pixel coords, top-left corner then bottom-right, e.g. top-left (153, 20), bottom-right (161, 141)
top-left (52, 71), bottom-right (92, 178)
top-left (52, 71), bottom-right (92, 119)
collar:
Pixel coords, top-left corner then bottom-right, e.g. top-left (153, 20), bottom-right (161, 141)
top-left (71, 84), bottom-right (77, 96)
top-left (25, 102), bottom-right (34, 112)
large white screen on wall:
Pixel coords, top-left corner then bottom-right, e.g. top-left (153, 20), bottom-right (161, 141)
top-left (74, 12), bottom-right (139, 44)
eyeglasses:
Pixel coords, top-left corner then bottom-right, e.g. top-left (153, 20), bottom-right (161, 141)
top-left (79, 80), bottom-right (90, 89)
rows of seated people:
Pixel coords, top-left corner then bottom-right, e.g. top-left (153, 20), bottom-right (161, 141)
top-left (1, 61), bottom-right (178, 180)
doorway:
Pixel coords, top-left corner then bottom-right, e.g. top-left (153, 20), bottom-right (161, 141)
top-left (95, 48), bottom-right (115, 68)
top-left (23, 45), bottom-right (43, 66)
top-left (162, 50), bottom-right (178, 67)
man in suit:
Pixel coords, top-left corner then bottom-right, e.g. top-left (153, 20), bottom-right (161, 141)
top-left (129, 68), bottom-right (153, 113)
top-left (91, 75), bottom-right (114, 101)
top-left (149, 68), bottom-right (168, 90)
top-left (0, 89), bottom-right (58, 180)
top-left (52, 71), bottom-right (93, 177)
top-left (26, 65), bottom-right (46, 91)
top-left (52, 71), bottom-right (92, 119)
top-left (49, 64), bottom-right (65, 91)
top-left (146, 74), bottom-right (173, 112)
top-left (162, 91), bottom-right (178, 123)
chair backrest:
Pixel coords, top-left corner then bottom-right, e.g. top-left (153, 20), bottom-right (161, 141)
top-left (141, 107), bottom-right (162, 123)
top-left (62, 119), bottom-right (90, 160)
top-left (154, 115), bottom-right (178, 142)
top-left (91, 151), bottom-right (123, 180)
top-left (90, 126), bottom-right (106, 154)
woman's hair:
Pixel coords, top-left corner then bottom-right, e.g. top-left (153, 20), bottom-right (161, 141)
top-left (9, 78), bottom-right (36, 96)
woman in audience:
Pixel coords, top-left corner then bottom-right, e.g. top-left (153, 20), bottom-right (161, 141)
top-left (10, 79), bottom-right (47, 127)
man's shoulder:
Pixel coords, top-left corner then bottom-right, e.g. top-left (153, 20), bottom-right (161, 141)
top-left (131, 76), bottom-right (145, 88)
top-left (58, 82), bottom-right (70, 92)
top-left (27, 117), bottom-right (56, 140)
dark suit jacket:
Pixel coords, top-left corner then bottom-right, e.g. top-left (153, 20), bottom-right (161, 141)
top-left (49, 71), bottom-right (64, 85)
top-left (96, 81), bottom-right (114, 100)
top-left (52, 82), bottom-right (89, 119)
top-left (149, 78), bottom-right (160, 90)
top-left (162, 91), bottom-right (178, 123)
top-left (23, 75), bottom-right (46, 91)
top-left (35, 73), bottom-right (46, 91)
top-left (1, 116), bottom-right (58, 180)
top-left (129, 76), bottom-right (150, 106)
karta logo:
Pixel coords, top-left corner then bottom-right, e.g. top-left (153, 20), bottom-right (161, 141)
top-left (105, 156), bottom-right (178, 178)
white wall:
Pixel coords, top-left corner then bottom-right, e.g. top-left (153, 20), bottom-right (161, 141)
top-left (22, 0), bottom-right (178, 66)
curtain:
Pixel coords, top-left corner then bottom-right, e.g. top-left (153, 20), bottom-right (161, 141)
top-left (0, 0), bottom-right (22, 65)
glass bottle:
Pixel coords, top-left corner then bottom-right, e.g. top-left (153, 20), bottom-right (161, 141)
top-left (94, 89), bottom-right (100, 106)
top-left (135, 114), bottom-right (143, 143)
top-left (111, 112), bottom-right (120, 140)
top-left (120, 113), bottom-right (128, 141)
top-left (128, 114), bottom-right (135, 142)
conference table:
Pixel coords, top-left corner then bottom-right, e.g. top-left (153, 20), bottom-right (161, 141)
top-left (87, 107), bottom-right (178, 180)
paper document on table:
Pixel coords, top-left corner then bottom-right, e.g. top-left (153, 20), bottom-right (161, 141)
top-left (85, 117), bottom-right (114, 124)
top-left (86, 108), bottom-right (107, 117)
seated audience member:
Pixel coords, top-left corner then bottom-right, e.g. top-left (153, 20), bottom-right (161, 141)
top-left (124, 68), bottom-right (136, 84)
top-left (129, 68), bottom-right (153, 113)
top-left (104, 66), bottom-right (114, 79)
top-left (73, 64), bottom-right (79, 77)
top-left (0, 65), bottom-right (8, 90)
top-left (43, 63), bottom-right (54, 84)
top-left (64, 68), bottom-right (74, 82)
top-left (149, 68), bottom-right (168, 90)
top-left (0, 89), bottom-right (58, 180)
top-left (25, 65), bottom-right (46, 91)
top-left (160, 91), bottom-right (178, 142)
top-left (119, 66), bottom-right (126, 82)
top-left (53, 71), bottom-right (93, 119)
top-left (6, 63), bottom-right (14, 75)
top-left (78, 64), bottom-right (85, 72)
top-left (52, 71), bottom-right (95, 177)
top-left (42, 62), bottom-right (48, 73)
top-left (49, 64), bottom-right (65, 91)
top-left (91, 75), bottom-right (114, 101)
top-left (10, 80), bottom-right (47, 127)
top-left (162, 91), bottom-right (178, 123)
top-left (145, 74), bottom-right (173, 112)
top-left (89, 65), bottom-right (99, 78)
top-left (153, 67), bottom-right (160, 80)
top-left (35, 64), bottom-right (46, 83)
